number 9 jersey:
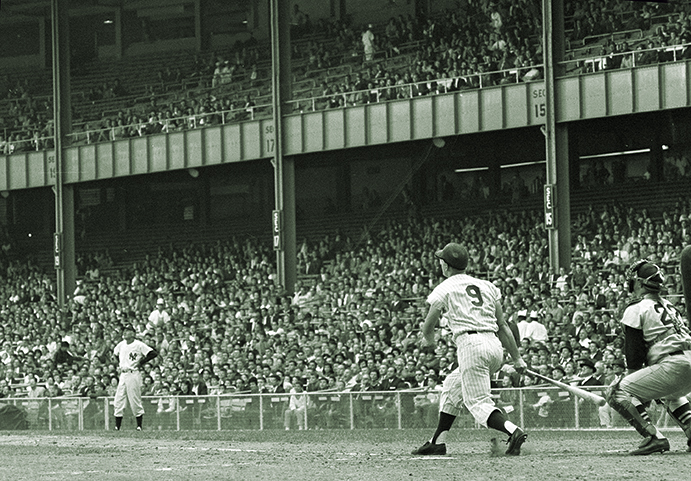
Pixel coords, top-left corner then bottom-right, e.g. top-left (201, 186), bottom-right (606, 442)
top-left (427, 273), bottom-right (501, 341)
top-left (621, 296), bottom-right (691, 365)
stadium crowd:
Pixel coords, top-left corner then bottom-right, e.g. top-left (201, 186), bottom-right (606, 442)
top-left (1, 188), bottom-right (690, 430)
top-left (2, 0), bottom-right (691, 154)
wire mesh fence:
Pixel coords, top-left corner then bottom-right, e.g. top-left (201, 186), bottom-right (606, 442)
top-left (0, 387), bottom-right (680, 432)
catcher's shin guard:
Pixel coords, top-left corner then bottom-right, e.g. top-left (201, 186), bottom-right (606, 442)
top-left (665, 399), bottom-right (691, 442)
top-left (606, 384), bottom-right (656, 438)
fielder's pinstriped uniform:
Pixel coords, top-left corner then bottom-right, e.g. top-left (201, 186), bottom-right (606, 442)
top-left (428, 273), bottom-right (504, 427)
top-left (114, 338), bottom-right (153, 418)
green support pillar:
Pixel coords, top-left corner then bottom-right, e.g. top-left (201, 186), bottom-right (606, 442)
top-left (52, 0), bottom-right (76, 310)
top-left (543, 0), bottom-right (571, 271)
top-left (271, 0), bottom-right (296, 295)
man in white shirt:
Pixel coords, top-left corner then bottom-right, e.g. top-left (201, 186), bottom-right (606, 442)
top-left (517, 311), bottom-right (549, 344)
top-left (147, 298), bottom-right (170, 331)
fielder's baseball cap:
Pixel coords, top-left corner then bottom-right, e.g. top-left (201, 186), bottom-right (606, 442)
top-left (435, 243), bottom-right (468, 271)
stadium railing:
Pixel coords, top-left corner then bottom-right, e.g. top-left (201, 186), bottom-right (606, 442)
top-left (1, 386), bottom-right (681, 432)
top-left (4, 39), bottom-right (691, 156)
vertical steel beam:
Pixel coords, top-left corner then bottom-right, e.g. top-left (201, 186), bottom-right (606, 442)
top-left (51, 0), bottom-right (75, 310)
top-left (270, 0), bottom-right (296, 294)
top-left (542, 0), bottom-right (571, 271)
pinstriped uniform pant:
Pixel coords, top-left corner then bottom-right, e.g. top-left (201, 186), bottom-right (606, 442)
top-left (114, 371), bottom-right (145, 418)
top-left (440, 332), bottom-right (503, 427)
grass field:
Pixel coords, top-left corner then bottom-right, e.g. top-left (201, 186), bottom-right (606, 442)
top-left (0, 428), bottom-right (689, 481)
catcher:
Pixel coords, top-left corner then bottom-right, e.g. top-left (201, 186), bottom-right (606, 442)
top-left (605, 259), bottom-right (691, 455)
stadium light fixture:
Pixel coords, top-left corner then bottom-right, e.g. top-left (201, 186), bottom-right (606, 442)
top-left (499, 160), bottom-right (546, 169)
top-left (579, 148), bottom-right (650, 160)
top-left (454, 167), bottom-right (489, 173)
top-left (576, 144), bottom-right (668, 160)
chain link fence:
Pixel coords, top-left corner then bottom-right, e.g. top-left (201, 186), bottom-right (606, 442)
top-left (0, 387), bottom-right (680, 431)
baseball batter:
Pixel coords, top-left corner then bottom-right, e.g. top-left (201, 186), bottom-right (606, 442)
top-left (606, 259), bottom-right (691, 455)
top-left (411, 242), bottom-right (528, 456)
top-left (113, 325), bottom-right (158, 431)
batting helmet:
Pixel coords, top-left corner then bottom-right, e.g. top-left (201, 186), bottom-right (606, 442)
top-left (626, 259), bottom-right (664, 293)
top-left (435, 243), bottom-right (468, 271)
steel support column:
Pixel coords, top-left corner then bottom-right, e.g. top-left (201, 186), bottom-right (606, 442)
top-left (270, 0), bottom-right (296, 294)
top-left (543, 0), bottom-right (571, 271)
top-left (51, 0), bottom-right (76, 310)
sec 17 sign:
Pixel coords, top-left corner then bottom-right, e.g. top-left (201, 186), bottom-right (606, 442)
top-left (544, 184), bottom-right (555, 229)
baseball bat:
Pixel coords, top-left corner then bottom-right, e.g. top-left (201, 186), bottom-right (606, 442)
top-left (680, 245), bottom-right (691, 327)
top-left (526, 369), bottom-right (606, 406)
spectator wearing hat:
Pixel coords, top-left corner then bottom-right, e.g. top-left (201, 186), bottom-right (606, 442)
top-left (600, 358), bottom-right (626, 428)
top-left (548, 364), bottom-right (574, 427)
top-left (576, 358), bottom-right (603, 427)
top-left (147, 299), bottom-right (170, 331)
top-left (517, 310), bottom-right (549, 344)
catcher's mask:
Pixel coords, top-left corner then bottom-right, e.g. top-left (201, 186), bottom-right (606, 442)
top-left (626, 259), bottom-right (664, 293)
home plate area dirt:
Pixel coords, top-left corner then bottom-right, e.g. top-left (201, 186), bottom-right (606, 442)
top-left (0, 429), bottom-right (689, 481)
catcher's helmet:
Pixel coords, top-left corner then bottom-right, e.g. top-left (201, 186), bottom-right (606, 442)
top-left (626, 259), bottom-right (664, 293)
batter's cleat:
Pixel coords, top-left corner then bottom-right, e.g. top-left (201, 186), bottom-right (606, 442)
top-left (505, 427), bottom-right (527, 456)
top-left (411, 441), bottom-right (446, 455)
top-left (114, 427), bottom-right (120, 431)
top-left (637, 436), bottom-right (652, 449)
top-left (136, 426), bottom-right (142, 431)
top-left (630, 436), bottom-right (670, 455)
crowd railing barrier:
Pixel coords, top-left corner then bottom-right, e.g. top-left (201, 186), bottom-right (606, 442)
top-left (2, 386), bottom-right (681, 432)
top-left (3, 40), bottom-right (691, 156)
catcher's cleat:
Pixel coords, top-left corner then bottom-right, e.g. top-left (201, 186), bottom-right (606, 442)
top-left (505, 427), bottom-right (527, 456)
top-left (411, 441), bottom-right (446, 455)
top-left (630, 436), bottom-right (670, 455)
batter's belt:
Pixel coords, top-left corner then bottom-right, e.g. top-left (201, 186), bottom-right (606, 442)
top-left (657, 349), bottom-right (687, 362)
top-left (453, 330), bottom-right (496, 345)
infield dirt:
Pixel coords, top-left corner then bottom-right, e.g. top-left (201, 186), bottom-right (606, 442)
top-left (0, 429), bottom-right (689, 480)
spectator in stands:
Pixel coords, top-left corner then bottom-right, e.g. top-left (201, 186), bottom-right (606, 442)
top-left (190, 371), bottom-right (208, 396)
top-left (284, 377), bottom-right (307, 430)
top-left (291, 4), bottom-right (307, 39)
top-left (52, 341), bottom-right (83, 370)
top-left (362, 24), bottom-right (376, 62)
top-left (517, 311), bottom-right (549, 344)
